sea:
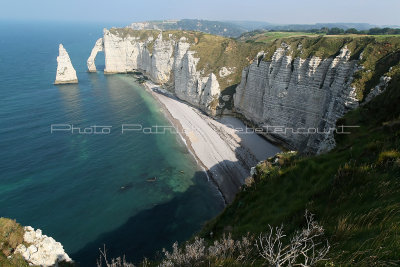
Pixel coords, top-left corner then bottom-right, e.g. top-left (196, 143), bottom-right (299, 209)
top-left (0, 20), bottom-right (224, 266)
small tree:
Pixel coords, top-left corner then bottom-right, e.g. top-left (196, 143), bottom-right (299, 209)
top-left (256, 210), bottom-right (330, 267)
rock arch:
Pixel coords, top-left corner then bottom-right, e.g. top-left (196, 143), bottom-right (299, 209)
top-left (87, 38), bottom-right (104, 72)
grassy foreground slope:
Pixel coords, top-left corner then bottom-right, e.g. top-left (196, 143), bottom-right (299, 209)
top-left (201, 64), bottom-right (400, 265)
top-left (0, 218), bottom-right (31, 267)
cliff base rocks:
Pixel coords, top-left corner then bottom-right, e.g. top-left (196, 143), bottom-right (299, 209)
top-left (14, 226), bottom-right (72, 267)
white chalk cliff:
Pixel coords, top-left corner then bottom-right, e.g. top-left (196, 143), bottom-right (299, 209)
top-left (89, 30), bottom-right (221, 115)
top-left (55, 44), bottom-right (78, 84)
top-left (88, 29), bottom-right (371, 153)
top-left (14, 226), bottom-right (72, 266)
top-left (234, 45), bottom-right (359, 154)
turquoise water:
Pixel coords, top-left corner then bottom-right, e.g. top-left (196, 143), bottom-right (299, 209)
top-left (0, 21), bottom-right (224, 265)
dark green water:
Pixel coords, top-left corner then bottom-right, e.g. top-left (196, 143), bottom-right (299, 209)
top-left (0, 21), bottom-right (224, 265)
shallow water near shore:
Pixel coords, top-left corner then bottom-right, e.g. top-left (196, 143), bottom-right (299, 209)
top-left (0, 21), bottom-right (224, 265)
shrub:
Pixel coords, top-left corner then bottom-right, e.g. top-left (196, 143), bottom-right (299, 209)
top-left (377, 149), bottom-right (400, 165)
top-left (97, 211), bottom-right (328, 267)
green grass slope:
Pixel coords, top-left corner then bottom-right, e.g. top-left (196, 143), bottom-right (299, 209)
top-left (0, 218), bottom-right (31, 267)
top-left (201, 64), bottom-right (400, 265)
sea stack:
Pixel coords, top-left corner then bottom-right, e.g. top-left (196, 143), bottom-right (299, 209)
top-left (55, 44), bottom-right (78, 84)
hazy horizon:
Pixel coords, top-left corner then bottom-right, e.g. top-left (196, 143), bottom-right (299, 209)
top-left (1, 0), bottom-right (399, 26)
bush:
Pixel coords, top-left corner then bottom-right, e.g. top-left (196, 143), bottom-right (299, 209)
top-left (377, 149), bottom-right (400, 165)
top-left (97, 211), bottom-right (329, 267)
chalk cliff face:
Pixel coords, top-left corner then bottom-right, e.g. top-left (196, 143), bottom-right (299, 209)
top-left (173, 49), bottom-right (220, 113)
top-left (90, 29), bottom-right (221, 114)
top-left (90, 30), bottom-right (392, 153)
top-left (234, 45), bottom-right (359, 153)
top-left (102, 29), bottom-right (175, 81)
top-left (14, 226), bottom-right (72, 266)
top-left (55, 44), bottom-right (78, 84)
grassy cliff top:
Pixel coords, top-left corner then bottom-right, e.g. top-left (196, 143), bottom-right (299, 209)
top-left (108, 28), bottom-right (400, 100)
top-left (108, 28), bottom-right (265, 91)
top-left (130, 19), bottom-right (247, 37)
top-left (109, 27), bottom-right (200, 43)
top-left (195, 34), bottom-right (400, 101)
top-left (253, 35), bottom-right (400, 100)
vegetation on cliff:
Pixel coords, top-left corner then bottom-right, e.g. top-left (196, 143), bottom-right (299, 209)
top-left (129, 19), bottom-right (249, 38)
top-left (239, 28), bottom-right (400, 42)
top-left (129, 20), bottom-right (399, 38)
top-left (252, 35), bottom-right (400, 100)
top-left (108, 28), bottom-right (264, 92)
top-left (98, 210), bottom-right (330, 266)
top-left (0, 218), bottom-right (31, 267)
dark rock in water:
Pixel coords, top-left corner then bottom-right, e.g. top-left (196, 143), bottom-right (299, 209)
top-left (140, 171), bottom-right (148, 178)
top-left (118, 182), bottom-right (133, 192)
top-left (146, 177), bottom-right (157, 182)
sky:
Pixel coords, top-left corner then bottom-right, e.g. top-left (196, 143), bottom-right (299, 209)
top-left (1, 0), bottom-right (399, 26)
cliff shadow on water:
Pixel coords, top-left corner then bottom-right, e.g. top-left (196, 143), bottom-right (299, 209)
top-left (71, 169), bottom-right (225, 266)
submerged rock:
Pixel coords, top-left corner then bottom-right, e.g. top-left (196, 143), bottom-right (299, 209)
top-left (14, 226), bottom-right (72, 266)
top-left (118, 182), bottom-right (133, 192)
top-left (55, 44), bottom-right (78, 84)
top-left (146, 177), bottom-right (157, 182)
